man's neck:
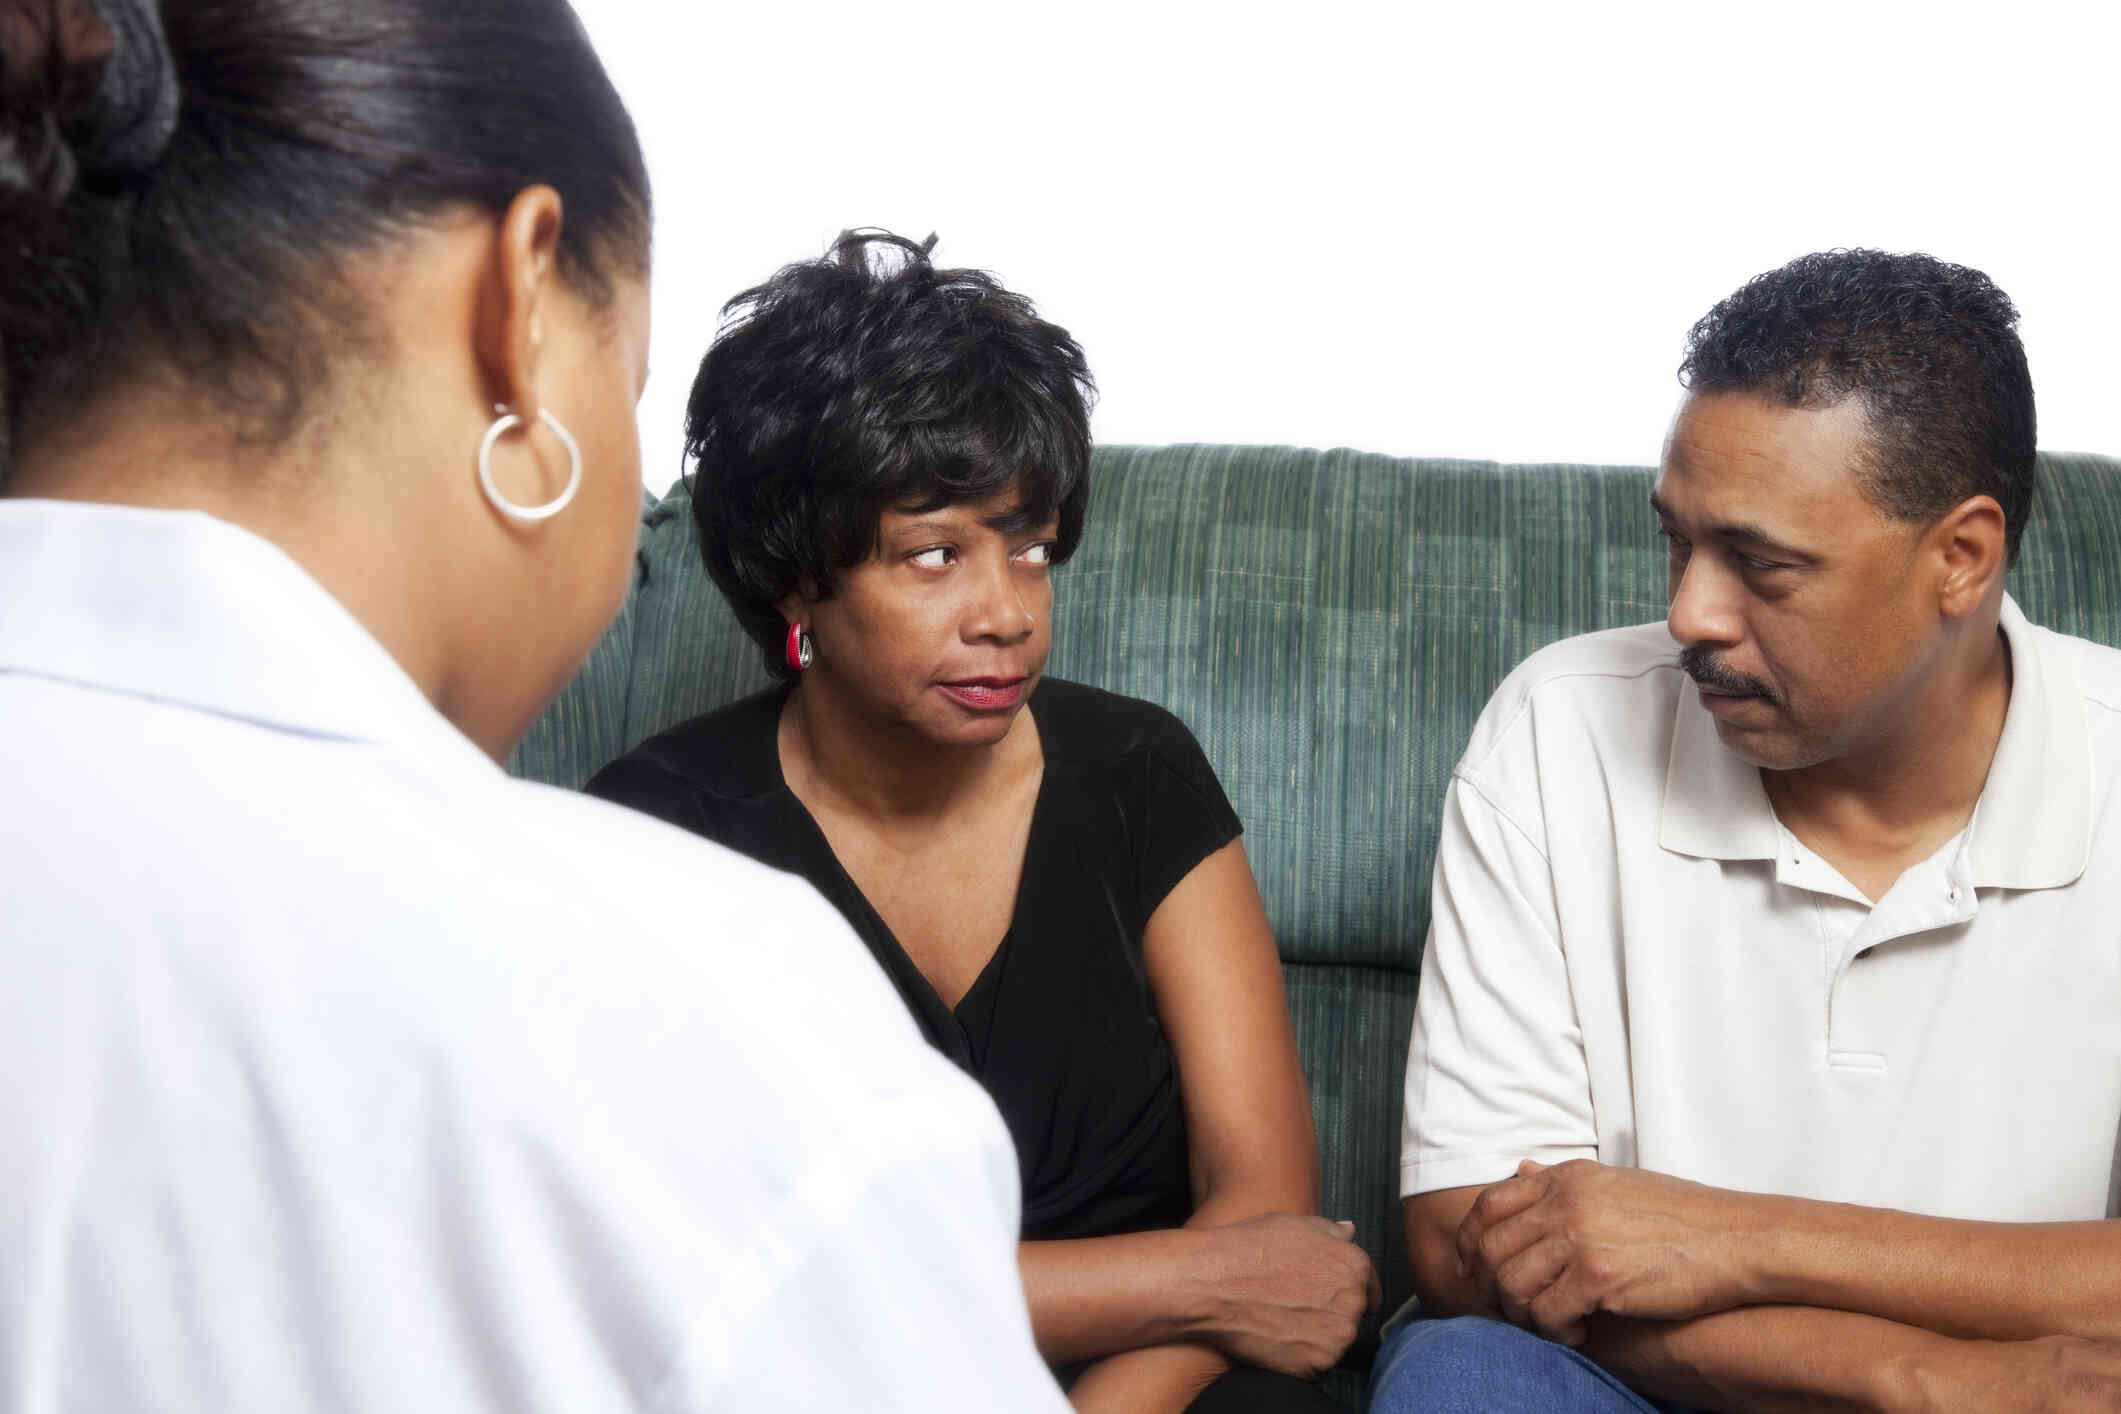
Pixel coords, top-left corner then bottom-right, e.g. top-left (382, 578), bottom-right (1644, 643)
top-left (1761, 622), bottom-right (2013, 902)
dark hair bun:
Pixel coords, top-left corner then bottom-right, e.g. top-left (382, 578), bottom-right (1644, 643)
top-left (0, 0), bottom-right (176, 206)
top-left (4, 0), bottom-right (646, 469)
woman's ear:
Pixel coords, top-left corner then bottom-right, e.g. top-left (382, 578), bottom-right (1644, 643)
top-left (474, 186), bottom-right (566, 423)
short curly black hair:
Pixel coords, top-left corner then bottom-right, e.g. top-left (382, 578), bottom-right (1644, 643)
top-left (685, 230), bottom-right (1095, 678)
top-left (1679, 249), bottom-right (2036, 563)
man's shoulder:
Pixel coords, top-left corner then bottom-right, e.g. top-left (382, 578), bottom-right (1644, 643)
top-left (1459, 621), bottom-right (1685, 781)
top-left (2036, 620), bottom-right (2121, 719)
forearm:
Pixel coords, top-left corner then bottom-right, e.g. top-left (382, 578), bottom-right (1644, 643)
top-left (1022, 1170), bottom-right (1272, 1407)
top-left (1066, 1342), bottom-right (1228, 1414)
top-left (1056, 1170), bottom-right (1312, 1411)
top-left (1746, 1197), bottom-right (2121, 1343)
top-left (1021, 1230), bottom-right (1214, 1363)
top-left (1405, 1186), bottom-right (1498, 1320)
top-left (1583, 1305), bottom-right (1948, 1414)
top-left (1018, 1175), bottom-right (1317, 1364)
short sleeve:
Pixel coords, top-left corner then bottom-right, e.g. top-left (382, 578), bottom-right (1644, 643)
top-left (1400, 772), bottom-right (1598, 1198)
top-left (1130, 711), bottom-right (1244, 926)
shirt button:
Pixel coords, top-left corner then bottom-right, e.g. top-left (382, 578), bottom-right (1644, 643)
top-left (1948, 888), bottom-right (1960, 905)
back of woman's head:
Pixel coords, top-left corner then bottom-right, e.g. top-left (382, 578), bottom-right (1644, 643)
top-left (688, 230), bottom-right (1096, 679)
top-left (0, 0), bottom-right (649, 470)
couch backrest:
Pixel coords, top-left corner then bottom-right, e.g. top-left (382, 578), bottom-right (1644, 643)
top-left (510, 445), bottom-right (2121, 1345)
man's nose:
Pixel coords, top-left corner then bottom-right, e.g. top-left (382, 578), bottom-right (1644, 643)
top-left (1666, 554), bottom-right (1741, 650)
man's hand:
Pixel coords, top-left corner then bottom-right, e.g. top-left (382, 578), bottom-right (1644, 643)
top-left (1184, 1213), bottom-right (1381, 1378)
top-left (1891, 1334), bottom-right (2121, 1412)
top-left (1456, 1159), bottom-right (1765, 1345)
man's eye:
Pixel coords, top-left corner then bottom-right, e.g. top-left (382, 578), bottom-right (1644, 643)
top-left (1018, 542), bottom-right (1056, 566)
top-left (909, 547), bottom-right (953, 568)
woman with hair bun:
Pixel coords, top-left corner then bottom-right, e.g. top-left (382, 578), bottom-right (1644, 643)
top-left (0, 3), bottom-right (1061, 1409)
top-left (590, 233), bottom-right (1377, 1414)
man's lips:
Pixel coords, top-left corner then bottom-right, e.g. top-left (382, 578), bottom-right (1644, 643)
top-left (1696, 685), bottom-right (1766, 716)
top-left (937, 677), bottom-right (1028, 710)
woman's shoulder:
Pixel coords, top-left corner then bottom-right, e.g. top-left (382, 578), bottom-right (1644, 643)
top-left (1030, 678), bottom-right (1223, 788)
top-left (1031, 676), bottom-right (1195, 749)
top-left (1029, 679), bottom-right (1243, 918)
top-left (585, 685), bottom-right (787, 807)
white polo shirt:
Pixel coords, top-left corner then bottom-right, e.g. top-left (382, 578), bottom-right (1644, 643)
top-left (1401, 597), bottom-right (2121, 1222)
top-left (0, 499), bottom-right (1068, 1413)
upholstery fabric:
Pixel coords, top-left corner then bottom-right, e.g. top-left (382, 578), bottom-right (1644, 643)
top-left (501, 488), bottom-right (658, 787)
top-left (509, 445), bottom-right (2121, 1389)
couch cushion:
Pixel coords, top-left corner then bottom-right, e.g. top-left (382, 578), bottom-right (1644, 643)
top-left (1044, 445), bottom-right (1676, 973)
top-left (500, 565), bottom-right (638, 789)
top-left (508, 444), bottom-right (2121, 1369)
top-left (502, 488), bottom-right (656, 789)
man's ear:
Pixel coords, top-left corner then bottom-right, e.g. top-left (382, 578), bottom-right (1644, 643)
top-left (1933, 493), bottom-right (2008, 620)
top-left (473, 185), bottom-right (566, 423)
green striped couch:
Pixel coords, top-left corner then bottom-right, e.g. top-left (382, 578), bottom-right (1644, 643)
top-left (509, 444), bottom-right (2121, 1408)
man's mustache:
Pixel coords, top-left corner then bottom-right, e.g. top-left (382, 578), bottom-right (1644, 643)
top-left (1678, 645), bottom-right (1775, 701)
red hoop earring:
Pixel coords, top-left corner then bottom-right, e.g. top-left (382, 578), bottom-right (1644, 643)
top-left (785, 622), bottom-right (813, 672)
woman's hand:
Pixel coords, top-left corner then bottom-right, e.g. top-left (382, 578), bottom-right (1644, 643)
top-left (1182, 1213), bottom-right (1380, 1378)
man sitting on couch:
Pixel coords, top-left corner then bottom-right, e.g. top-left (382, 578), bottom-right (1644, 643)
top-left (1370, 249), bottom-right (2121, 1412)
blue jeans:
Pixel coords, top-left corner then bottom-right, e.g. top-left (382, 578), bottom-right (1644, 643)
top-left (1367, 1316), bottom-right (1696, 1413)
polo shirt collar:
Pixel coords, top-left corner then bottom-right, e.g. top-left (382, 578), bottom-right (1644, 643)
top-left (1658, 595), bottom-right (2089, 891)
top-left (0, 498), bottom-right (492, 773)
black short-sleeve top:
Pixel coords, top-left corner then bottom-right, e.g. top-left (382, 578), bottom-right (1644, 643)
top-left (585, 677), bottom-right (1244, 1243)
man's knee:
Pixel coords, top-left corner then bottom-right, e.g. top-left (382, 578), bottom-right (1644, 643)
top-left (1368, 1315), bottom-right (1654, 1414)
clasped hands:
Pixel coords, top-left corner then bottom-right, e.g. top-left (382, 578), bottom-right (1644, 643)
top-left (1455, 1158), bottom-right (1764, 1348)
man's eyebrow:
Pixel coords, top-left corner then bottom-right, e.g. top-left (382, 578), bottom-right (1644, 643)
top-left (1647, 492), bottom-right (1820, 562)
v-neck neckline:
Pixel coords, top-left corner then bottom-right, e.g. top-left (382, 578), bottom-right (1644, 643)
top-left (769, 691), bottom-right (1054, 1044)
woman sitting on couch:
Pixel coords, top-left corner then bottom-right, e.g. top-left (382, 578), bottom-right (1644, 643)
top-left (587, 232), bottom-right (1375, 1413)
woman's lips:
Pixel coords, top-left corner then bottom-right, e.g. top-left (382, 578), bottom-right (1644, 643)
top-left (938, 678), bottom-right (1027, 711)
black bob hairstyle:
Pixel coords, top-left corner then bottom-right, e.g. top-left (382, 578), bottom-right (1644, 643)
top-left (1679, 248), bottom-right (2037, 563)
top-left (686, 230), bottom-right (1096, 679)
top-left (0, 0), bottom-right (649, 468)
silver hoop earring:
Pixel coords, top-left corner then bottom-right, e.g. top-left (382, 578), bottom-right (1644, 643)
top-left (477, 403), bottom-right (583, 524)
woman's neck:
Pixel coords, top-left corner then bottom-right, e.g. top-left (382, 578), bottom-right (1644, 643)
top-left (778, 677), bottom-right (1039, 828)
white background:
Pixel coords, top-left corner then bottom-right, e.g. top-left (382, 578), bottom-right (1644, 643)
top-left (572, 0), bottom-right (2118, 491)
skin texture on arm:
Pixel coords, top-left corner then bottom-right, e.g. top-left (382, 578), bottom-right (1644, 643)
top-left (1408, 1184), bottom-right (1921, 1410)
top-left (1040, 839), bottom-right (1374, 1414)
top-left (1458, 1160), bottom-right (2121, 1347)
top-left (1588, 1310), bottom-right (2121, 1414)
top-left (1416, 1170), bottom-right (2121, 1413)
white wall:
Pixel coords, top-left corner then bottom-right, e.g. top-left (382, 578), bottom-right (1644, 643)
top-left (573, 0), bottom-right (2118, 491)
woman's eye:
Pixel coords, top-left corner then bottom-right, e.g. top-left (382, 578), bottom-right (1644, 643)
top-left (909, 547), bottom-right (954, 569)
top-left (1017, 541), bottom-right (1056, 566)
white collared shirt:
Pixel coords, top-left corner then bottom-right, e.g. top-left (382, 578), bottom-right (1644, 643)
top-left (1402, 596), bottom-right (2121, 1222)
top-left (0, 500), bottom-right (1066, 1413)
